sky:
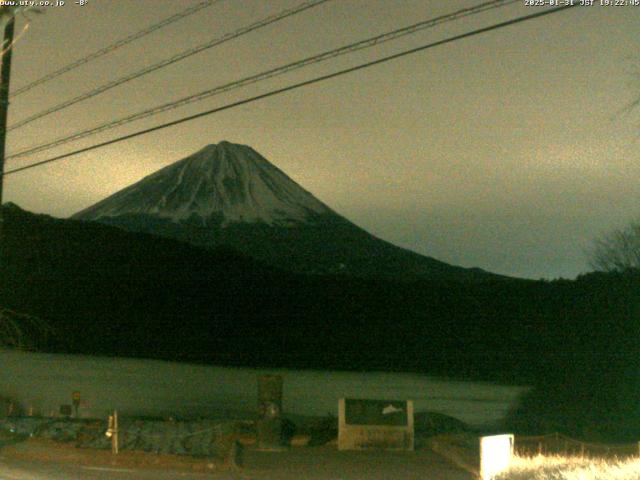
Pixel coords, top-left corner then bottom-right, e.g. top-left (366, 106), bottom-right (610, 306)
top-left (2, 0), bottom-right (639, 280)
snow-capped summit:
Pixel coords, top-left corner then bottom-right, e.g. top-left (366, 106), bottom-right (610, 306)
top-left (74, 141), bottom-right (492, 279)
top-left (74, 141), bottom-right (331, 226)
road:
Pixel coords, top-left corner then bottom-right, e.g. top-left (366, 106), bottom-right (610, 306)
top-left (0, 457), bottom-right (242, 480)
top-left (0, 445), bottom-right (474, 480)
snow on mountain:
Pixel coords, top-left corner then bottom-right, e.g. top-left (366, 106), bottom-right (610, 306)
top-left (74, 141), bottom-right (331, 226)
top-left (73, 141), bottom-right (495, 278)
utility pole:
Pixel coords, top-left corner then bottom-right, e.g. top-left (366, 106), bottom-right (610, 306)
top-left (0, 13), bottom-right (15, 256)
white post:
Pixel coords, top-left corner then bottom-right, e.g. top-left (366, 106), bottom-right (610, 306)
top-left (480, 434), bottom-right (514, 480)
top-left (107, 411), bottom-right (119, 455)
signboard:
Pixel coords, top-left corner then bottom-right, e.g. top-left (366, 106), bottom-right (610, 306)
top-left (345, 399), bottom-right (408, 426)
top-left (256, 375), bottom-right (284, 450)
top-left (338, 398), bottom-right (414, 451)
top-left (59, 404), bottom-right (72, 416)
top-left (72, 391), bottom-right (81, 417)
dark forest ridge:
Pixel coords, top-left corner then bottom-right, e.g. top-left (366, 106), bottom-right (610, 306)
top-left (3, 203), bottom-right (638, 384)
top-left (3, 202), bottom-right (529, 379)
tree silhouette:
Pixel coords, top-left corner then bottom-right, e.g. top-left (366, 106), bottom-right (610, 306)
top-left (589, 220), bottom-right (640, 272)
top-left (0, 308), bottom-right (52, 350)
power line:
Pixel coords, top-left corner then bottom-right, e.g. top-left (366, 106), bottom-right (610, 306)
top-left (6, 0), bottom-right (330, 131)
top-left (7, 0), bottom-right (519, 161)
top-left (1, 4), bottom-right (579, 178)
top-left (10, 0), bottom-right (220, 98)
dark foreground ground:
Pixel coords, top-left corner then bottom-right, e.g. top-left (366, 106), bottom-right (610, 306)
top-left (0, 438), bottom-right (473, 480)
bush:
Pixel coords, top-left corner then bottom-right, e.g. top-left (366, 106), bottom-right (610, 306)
top-left (496, 455), bottom-right (640, 480)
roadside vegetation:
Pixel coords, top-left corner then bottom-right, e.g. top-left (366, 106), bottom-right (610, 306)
top-left (497, 454), bottom-right (640, 480)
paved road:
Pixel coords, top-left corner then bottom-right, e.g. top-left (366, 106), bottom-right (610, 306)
top-left (0, 457), bottom-right (244, 480)
top-left (0, 446), bottom-right (474, 480)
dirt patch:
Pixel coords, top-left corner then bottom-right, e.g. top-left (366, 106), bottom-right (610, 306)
top-left (0, 437), bottom-right (234, 473)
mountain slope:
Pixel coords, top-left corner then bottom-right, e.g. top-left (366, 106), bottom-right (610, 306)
top-left (73, 141), bottom-right (491, 279)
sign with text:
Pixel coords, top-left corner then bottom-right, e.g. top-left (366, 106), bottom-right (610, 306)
top-left (344, 399), bottom-right (408, 426)
top-left (338, 398), bottom-right (414, 451)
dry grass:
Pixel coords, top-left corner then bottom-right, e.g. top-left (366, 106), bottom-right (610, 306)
top-left (496, 454), bottom-right (640, 480)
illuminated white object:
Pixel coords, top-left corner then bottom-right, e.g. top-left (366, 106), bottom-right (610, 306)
top-left (480, 434), bottom-right (514, 480)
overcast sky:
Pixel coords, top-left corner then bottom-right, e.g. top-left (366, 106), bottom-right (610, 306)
top-left (3, 0), bottom-right (639, 279)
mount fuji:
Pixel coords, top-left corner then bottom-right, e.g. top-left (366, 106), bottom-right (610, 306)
top-left (73, 141), bottom-right (490, 279)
